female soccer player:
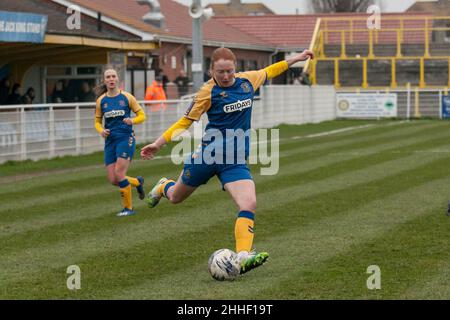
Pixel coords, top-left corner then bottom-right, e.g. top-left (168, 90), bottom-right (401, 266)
top-left (140, 48), bottom-right (314, 273)
top-left (95, 68), bottom-right (146, 217)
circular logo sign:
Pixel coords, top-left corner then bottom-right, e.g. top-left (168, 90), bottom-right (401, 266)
top-left (338, 100), bottom-right (350, 111)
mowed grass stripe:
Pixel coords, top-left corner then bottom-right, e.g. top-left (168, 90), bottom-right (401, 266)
top-left (400, 242), bottom-right (450, 299)
top-left (277, 121), bottom-right (447, 161)
top-left (0, 158), bottom-right (180, 198)
top-left (0, 164), bottom-right (181, 217)
top-left (276, 120), bottom-right (431, 153)
top-left (2, 142), bottom-right (448, 298)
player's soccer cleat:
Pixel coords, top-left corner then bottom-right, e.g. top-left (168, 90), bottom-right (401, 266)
top-left (117, 208), bottom-right (135, 217)
top-left (146, 177), bottom-right (168, 208)
top-left (447, 201), bottom-right (450, 216)
top-left (239, 251), bottom-right (269, 275)
top-left (136, 176), bottom-right (145, 200)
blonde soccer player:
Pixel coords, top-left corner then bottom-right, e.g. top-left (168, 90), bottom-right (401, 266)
top-left (94, 68), bottom-right (146, 217)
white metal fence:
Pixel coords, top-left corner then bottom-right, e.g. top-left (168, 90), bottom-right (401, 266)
top-left (0, 85), bottom-right (336, 164)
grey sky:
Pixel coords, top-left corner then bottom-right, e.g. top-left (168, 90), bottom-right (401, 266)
top-left (175, 0), bottom-right (418, 14)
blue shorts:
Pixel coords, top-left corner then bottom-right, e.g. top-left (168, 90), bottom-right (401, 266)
top-left (181, 153), bottom-right (253, 188)
top-left (104, 134), bottom-right (136, 166)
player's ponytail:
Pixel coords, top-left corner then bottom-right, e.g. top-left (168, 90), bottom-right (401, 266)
top-left (94, 83), bottom-right (107, 98)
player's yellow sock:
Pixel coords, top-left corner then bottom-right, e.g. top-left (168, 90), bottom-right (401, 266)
top-left (126, 176), bottom-right (139, 187)
top-left (235, 211), bottom-right (255, 253)
top-left (118, 179), bottom-right (132, 209)
top-left (160, 179), bottom-right (175, 198)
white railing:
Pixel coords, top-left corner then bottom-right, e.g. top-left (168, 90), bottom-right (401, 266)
top-left (0, 85), bottom-right (336, 164)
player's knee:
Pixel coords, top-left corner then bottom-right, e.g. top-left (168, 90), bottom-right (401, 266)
top-left (107, 176), bottom-right (118, 186)
top-left (240, 198), bottom-right (256, 212)
top-left (114, 169), bottom-right (126, 181)
top-left (168, 194), bottom-right (184, 204)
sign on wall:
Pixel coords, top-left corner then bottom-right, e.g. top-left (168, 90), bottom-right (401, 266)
top-left (336, 93), bottom-right (397, 118)
top-left (441, 95), bottom-right (450, 119)
top-left (0, 11), bottom-right (48, 43)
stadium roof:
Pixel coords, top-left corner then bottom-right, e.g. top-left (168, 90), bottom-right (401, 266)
top-left (65, 0), bottom-right (273, 51)
top-left (216, 12), bottom-right (435, 50)
top-left (20, 0), bottom-right (435, 53)
top-left (407, 0), bottom-right (450, 15)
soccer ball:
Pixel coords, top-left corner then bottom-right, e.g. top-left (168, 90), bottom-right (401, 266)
top-left (208, 249), bottom-right (240, 281)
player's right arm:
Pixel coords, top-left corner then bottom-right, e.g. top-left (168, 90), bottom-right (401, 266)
top-left (140, 116), bottom-right (193, 160)
top-left (95, 94), bottom-right (109, 138)
top-left (140, 82), bottom-right (213, 160)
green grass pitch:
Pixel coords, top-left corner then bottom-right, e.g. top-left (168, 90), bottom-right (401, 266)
top-left (1, 119), bottom-right (450, 299)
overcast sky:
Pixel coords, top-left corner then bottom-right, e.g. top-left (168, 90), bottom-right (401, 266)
top-left (175, 0), bottom-right (418, 14)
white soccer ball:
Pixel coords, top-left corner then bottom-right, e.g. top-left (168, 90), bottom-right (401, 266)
top-left (208, 249), bottom-right (240, 281)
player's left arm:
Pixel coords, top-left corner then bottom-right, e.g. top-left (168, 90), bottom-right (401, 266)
top-left (265, 49), bottom-right (314, 80)
top-left (123, 92), bottom-right (146, 125)
top-left (239, 49), bottom-right (314, 91)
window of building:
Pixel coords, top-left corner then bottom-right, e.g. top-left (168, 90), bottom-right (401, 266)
top-left (237, 59), bottom-right (245, 72)
top-left (248, 60), bottom-right (258, 70)
top-left (44, 65), bottom-right (102, 103)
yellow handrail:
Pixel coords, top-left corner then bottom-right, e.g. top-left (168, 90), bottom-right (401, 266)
top-left (391, 58), bottom-right (397, 88)
top-left (419, 58), bottom-right (425, 88)
top-left (308, 15), bottom-right (450, 89)
top-left (303, 18), bottom-right (322, 74)
top-left (368, 30), bottom-right (374, 58)
top-left (396, 29), bottom-right (402, 58)
top-left (340, 30), bottom-right (347, 58)
top-left (334, 59), bottom-right (341, 88)
top-left (321, 15), bottom-right (448, 21)
top-left (362, 58), bottom-right (368, 88)
top-left (315, 27), bottom-right (449, 33)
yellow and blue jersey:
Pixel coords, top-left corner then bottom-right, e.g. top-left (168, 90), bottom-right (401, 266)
top-left (95, 91), bottom-right (142, 140)
top-left (184, 70), bottom-right (267, 160)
